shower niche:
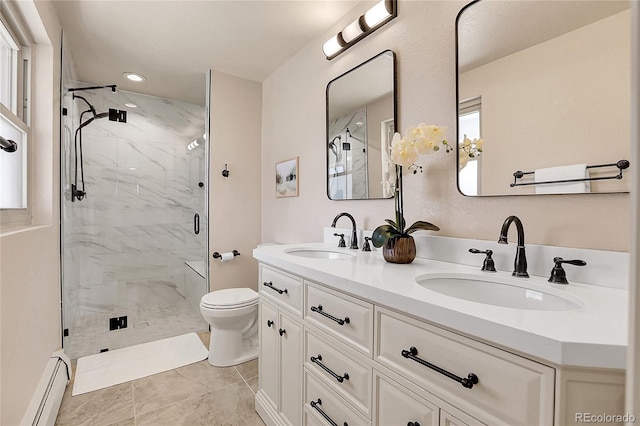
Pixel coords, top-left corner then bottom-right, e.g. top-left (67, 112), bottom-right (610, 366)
top-left (61, 67), bottom-right (210, 357)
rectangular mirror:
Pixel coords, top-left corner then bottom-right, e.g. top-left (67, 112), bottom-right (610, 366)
top-left (456, 0), bottom-right (631, 196)
top-left (327, 50), bottom-right (396, 200)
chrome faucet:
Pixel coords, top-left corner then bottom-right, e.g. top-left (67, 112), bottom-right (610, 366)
top-left (331, 212), bottom-right (358, 249)
top-left (498, 215), bottom-right (529, 277)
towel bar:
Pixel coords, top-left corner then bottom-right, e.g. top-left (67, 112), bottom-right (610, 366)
top-left (510, 160), bottom-right (629, 188)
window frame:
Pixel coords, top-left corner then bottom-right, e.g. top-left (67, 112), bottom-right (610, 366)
top-left (0, 7), bottom-right (33, 229)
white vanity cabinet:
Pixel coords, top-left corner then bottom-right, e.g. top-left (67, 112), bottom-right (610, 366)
top-left (375, 306), bottom-right (555, 425)
top-left (256, 266), bottom-right (304, 426)
top-left (255, 263), bottom-right (625, 426)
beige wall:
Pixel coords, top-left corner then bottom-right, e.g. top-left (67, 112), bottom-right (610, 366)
top-left (261, 0), bottom-right (630, 252)
top-left (209, 70), bottom-right (262, 292)
top-left (460, 10), bottom-right (630, 195)
top-left (0, 1), bottom-right (62, 424)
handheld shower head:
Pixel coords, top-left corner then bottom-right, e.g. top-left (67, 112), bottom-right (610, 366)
top-left (78, 112), bottom-right (109, 130)
top-left (73, 94), bottom-right (97, 116)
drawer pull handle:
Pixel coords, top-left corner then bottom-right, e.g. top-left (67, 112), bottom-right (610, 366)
top-left (309, 399), bottom-right (348, 426)
top-left (279, 328), bottom-right (286, 336)
top-left (310, 304), bottom-right (350, 325)
top-left (310, 354), bottom-right (350, 383)
top-left (263, 281), bottom-right (288, 295)
top-left (401, 346), bottom-right (479, 389)
top-left (407, 423), bottom-right (421, 426)
top-left (267, 320), bottom-right (274, 327)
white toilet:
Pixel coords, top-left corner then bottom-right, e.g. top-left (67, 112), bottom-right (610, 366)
top-left (200, 288), bottom-right (259, 367)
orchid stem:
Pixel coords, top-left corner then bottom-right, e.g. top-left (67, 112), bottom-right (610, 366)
top-left (395, 165), bottom-right (404, 234)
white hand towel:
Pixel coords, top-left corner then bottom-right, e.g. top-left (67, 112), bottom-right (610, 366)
top-left (534, 164), bottom-right (591, 194)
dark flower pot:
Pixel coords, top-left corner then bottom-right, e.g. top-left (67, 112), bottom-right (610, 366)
top-left (382, 235), bottom-right (416, 264)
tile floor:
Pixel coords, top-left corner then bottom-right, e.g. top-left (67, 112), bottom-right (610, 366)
top-left (66, 281), bottom-right (207, 359)
top-left (55, 331), bottom-right (265, 426)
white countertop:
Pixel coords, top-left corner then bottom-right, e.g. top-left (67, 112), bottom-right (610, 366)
top-left (253, 242), bottom-right (628, 369)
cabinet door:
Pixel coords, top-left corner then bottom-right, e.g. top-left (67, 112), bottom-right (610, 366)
top-left (279, 311), bottom-right (303, 426)
top-left (259, 301), bottom-right (279, 410)
top-left (375, 373), bottom-right (439, 426)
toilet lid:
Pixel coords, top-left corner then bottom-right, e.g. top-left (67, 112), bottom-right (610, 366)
top-left (201, 288), bottom-right (258, 308)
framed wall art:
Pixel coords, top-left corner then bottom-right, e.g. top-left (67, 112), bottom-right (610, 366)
top-left (276, 157), bottom-right (299, 198)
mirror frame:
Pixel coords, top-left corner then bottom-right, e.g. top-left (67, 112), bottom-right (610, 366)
top-left (326, 50), bottom-right (397, 201)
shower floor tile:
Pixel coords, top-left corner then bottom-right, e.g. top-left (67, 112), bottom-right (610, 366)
top-left (65, 286), bottom-right (207, 359)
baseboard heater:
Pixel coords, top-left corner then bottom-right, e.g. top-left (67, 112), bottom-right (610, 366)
top-left (20, 350), bottom-right (72, 426)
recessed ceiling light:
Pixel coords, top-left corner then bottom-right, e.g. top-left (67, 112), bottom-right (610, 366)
top-left (125, 103), bottom-right (137, 108)
top-left (123, 72), bottom-right (146, 82)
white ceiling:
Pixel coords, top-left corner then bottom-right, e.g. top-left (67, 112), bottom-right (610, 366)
top-left (52, 0), bottom-right (360, 105)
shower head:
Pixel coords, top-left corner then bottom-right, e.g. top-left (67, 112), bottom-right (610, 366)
top-left (329, 135), bottom-right (341, 156)
top-left (78, 112), bottom-right (109, 130)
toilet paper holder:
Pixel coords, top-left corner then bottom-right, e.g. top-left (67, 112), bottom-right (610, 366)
top-left (213, 250), bottom-right (240, 259)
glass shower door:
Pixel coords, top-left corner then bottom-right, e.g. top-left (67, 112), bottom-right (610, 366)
top-left (61, 35), bottom-right (210, 358)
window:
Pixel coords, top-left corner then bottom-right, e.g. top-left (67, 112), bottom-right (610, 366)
top-left (458, 97), bottom-right (481, 196)
top-left (0, 12), bottom-right (31, 226)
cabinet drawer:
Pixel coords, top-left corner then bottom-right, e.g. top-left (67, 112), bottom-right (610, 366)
top-left (305, 282), bottom-right (373, 356)
top-left (374, 372), bottom-right (439, 426)
top-left (304, 370), bottom-right (370, 426)
top-left (375, 307), bottom-right (555, 426)
top-left (440, 410), bottom-right (484, 426)
top-left (260, 265), bottom-right (303, 316)
top-left (305, 330), bottom-right (372, 418)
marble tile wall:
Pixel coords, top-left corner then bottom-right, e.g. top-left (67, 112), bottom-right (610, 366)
top-left (328, 108), bottom-right (368, 199)
top-left (61, 83), bottom-right (207, 354)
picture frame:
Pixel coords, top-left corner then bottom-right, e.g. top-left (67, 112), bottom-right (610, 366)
top-left (276, 157), bottom-right (299, 198)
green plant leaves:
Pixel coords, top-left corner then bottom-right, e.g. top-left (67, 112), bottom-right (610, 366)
top-left (405, 221), bottom-right (440, 235)
top-left (371, 224), bottom-right (402, 248)
top-left (385, 219), bottom-right (398, 228)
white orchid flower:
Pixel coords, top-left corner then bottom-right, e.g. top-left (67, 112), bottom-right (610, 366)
top-left (390, 133), bottom-right (419, 168)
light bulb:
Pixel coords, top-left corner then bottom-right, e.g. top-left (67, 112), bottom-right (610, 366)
top-left (364, 0), bottom-right (392, 28)
top-left (322, 35), bottom-right (344, 58)
top-left (341, 18), bottom-right (364, 44)
top-left (123, 72), bottom-right (146, 82)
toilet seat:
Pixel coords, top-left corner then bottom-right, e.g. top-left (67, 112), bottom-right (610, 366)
top-left (201, 288), bottom-right (258, 310)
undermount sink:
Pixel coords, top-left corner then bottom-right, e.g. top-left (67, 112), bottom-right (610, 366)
top-left (416, 273), bottom-right (585, 311)
top-left (285, 248), bottom-right (356, 260)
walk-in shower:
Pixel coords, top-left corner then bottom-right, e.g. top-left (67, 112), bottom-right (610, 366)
top-left (60, 41), bottom-right (210, 359)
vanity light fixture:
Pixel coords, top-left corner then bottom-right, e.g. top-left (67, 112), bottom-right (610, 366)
top-left (124, 103), bottom-right (137, 108)
top-left (123, 72), bottom-right (146, 82)
top-left (322, 0), bottom-right (396, 60)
